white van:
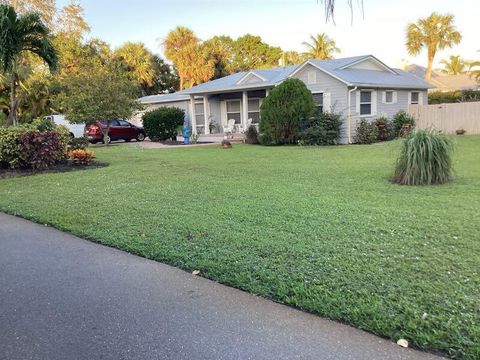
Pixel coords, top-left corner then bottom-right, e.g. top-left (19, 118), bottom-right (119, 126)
top-left (44, 115), bottom-right (85, 138)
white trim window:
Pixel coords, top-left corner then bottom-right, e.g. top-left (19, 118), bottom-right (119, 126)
top-left (382, 90), bottom-right (397, 104)
top-left (194, 101), bottom-right (205, 130)
top-left (307, 71), bottom-right (317, 84)
top-left (410, 91), bottom-right (420, 105)
top-left (312, 92), bottom-right (324, 113)
top-left (359, 90), bottom-right (373, 116)
top-left (247, 98), bottom-right (261, 124)
top-left (226, 99), bottom-right (241, 124)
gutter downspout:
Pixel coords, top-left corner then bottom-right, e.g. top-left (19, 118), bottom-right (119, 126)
top-left (347, 86), bottom-right (358, 144)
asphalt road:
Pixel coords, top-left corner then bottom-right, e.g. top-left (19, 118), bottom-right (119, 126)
top-left (0, 213), bottom-right (443, 360)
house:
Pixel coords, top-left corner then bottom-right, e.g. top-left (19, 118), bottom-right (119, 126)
top-left (137, 55), bottom-right (432, 143)
top-left (404, 64), bottom-right (480, 92)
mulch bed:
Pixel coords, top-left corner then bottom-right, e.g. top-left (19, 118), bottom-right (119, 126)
top-left (0, 161), bottom-right (109, 179)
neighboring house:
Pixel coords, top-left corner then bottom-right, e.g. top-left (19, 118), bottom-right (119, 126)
top-left (404, 64), bottom-right (480, 92)
top-left (137, 55), bottom-right (432, 143)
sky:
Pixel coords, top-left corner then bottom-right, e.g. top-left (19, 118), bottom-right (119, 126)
top-left (57, 0), bottom-right (479, 69)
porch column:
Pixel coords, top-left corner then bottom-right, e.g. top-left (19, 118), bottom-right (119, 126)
top-left (242, 91), bottom-right (248, 130)
top-left (266, 89), bottom-right (270, 96)
top-left (203, 95), bottom-right (210, 134)
top-left (190, 95), bottom-right (197, 134)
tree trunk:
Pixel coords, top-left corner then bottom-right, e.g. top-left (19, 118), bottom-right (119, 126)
top-left (7, 73), bottom-right (19, 126)
top-left (425, 50), bottom-right (435, 81)
top-left (103, 121), bottom-right (111, 146)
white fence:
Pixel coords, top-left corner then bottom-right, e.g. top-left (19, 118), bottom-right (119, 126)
top-left (408, 101), bottom-right (480, 134)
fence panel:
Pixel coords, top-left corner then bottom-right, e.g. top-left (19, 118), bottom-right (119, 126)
top-left (408, 102), bottom-right (480, 134)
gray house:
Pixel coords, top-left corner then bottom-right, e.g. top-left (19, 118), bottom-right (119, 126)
top-left (136, 55), bottom-right (432, 144)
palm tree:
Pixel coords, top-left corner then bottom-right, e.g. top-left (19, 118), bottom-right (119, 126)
top-left (302, 33), bottom-right (340, 60)
top-left (163, 26), bottom-right (198, 89)
top-left (113, 42), bottom-right (156, 90)
top-left (406, 12), bottom-right (462, 81)
top-left (0, 5), bottom-right (57, 126)
top-left (469, 61), bottom-right (480, 82)
top-left (439, 55), bottom-right (467, 75)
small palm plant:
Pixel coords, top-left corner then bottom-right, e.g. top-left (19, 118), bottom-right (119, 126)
top-left (393, 130), bottom-right (454, 185)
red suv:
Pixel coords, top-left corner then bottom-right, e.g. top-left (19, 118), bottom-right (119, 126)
top-left (85, 120), bottom-right (146, 144)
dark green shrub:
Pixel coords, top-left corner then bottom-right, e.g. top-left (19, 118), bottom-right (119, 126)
top-left (298, 111), bottom-right (341, 145)
top-left (19, 131), bottom-right (67, 170)
top-left (0, 126), bottom-right (32, 168)
top-left (393, 110), bottom-right (415, 136)
top-left (244, 125), bottom-right (259, 144)
top-left (393, 130), bottom-right (453, 185)
top-left (372, 115), bottom-right (395, 141)
top-left (429, 90), bottom-right (480, 104)
top-left (69, 136), bottom-right (89, 150)
top-left (142, 107), bottom-right (185, 141)
top-left (355, 119), bottom-right (377, 144)
top-left (259, 78), bottom-right (315, 145)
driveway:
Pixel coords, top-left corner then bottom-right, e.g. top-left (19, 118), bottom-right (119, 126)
top-left (0, 213), bottom-right (442, 360)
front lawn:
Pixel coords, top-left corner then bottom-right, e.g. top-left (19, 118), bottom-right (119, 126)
top-left (1, 138), bottom-right (479, 359)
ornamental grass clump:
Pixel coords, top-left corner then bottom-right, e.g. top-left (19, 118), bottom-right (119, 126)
top-left (393, 130), bottom-right (454, 185)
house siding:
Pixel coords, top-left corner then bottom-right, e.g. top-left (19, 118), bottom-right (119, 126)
top-left (130, 101), bottom-right (191, 127)
top-left (291, 63), bottom-right (351, 143)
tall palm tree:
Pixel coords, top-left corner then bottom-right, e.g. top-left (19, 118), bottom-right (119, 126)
top-left (302, 33), bottom-right (340, 60)
top-left (113, 42), bottom-right (156, 89)
top-left (469, 61), bottom-right (480, 82)
top-left (406, 12), bottom-right (462, 81)
top-left (163, 26), bottom-right (198, 89)
top-left (0, 5), bottom-right (57, 126)
top-left (439, 55), bottom-right (467, 75)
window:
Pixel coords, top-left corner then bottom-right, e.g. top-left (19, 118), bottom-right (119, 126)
top-left (118, 120), bottom-right (130, 127)
top-left (307, 71), bottom-right (317, 84)
top-left (312, 93), bottom-right (323, 113)
top-left (248, 98), bottom-right (261, 124)
top-left (385, 91), bottom-right (394, 103)
top-left (194, 102), bottom-right (205, 127)
top-left (410, 91), bottom-right (420, 104)
top-left (360, 91), bottom-right (372, 116)
top-left (100, 120), bottom-right (120, 126)
top-left (226, 100), bottom-right (241, 124)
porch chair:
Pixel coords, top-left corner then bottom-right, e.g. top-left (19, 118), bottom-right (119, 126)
top-left (238, 118), bottom-right (253, 133)
top-left (223, 119), bottom-right (236, 137)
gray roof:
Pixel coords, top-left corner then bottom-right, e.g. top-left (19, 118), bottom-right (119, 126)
top-left (139, 55), bottom-right (433, 103)
top-left (139, 92), bottom-right (190, 104)
top-left (180, 65), bottom-right (298, 95)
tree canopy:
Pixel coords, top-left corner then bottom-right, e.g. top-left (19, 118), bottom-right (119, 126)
top-left (406, 12), bottom-right (462, 81)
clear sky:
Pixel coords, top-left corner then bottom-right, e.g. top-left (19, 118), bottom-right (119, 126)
top-left (57, 0), bottom-right (479, 69)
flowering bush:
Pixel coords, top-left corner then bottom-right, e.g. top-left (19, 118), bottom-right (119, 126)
top-left (69, 149), bottom-right (95, 166)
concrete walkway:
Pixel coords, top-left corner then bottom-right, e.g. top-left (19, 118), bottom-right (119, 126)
top-left (0, 213), bottom-right (442, 360)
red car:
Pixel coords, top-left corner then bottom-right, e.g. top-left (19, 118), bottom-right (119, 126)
top-left (85, 120), bottom-right (146, 144)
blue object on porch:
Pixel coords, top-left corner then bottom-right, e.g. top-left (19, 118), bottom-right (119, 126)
top-left (182, 125), bottom-right (191, 145)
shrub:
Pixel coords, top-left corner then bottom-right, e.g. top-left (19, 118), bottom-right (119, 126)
top-left (355, 119), bottom-right (377, 144)
top-left (19, 131), bottom-right (67, 170)
top-left (244, 125), bottom-right (259, 144)
top-left (142, 107), bottom-right (185, 141)
top-left (0, 126), bottom-right (32, 168)
top-left (69, 149), bottom-right (95, 166)
top-left (69, 136), bottom-right (90, 150)
top-left (393, 110), bottom-right (415, 136)
top-left (372, 115), bottom-right (395, 141)
top-left (259, 78), bottom-right (315, 145)
top-left (393, 130), bottom-right (454, 185)
top-left (428, 90), bottom-right (480, 104)
top-left (298, 111), bottom-right (341, 145)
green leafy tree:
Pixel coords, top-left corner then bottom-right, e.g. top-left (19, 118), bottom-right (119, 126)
top-left (7, 0), bottom-right (56, 29)
top-left (145, 55), bottom-right (179, 95)
top-left (406, 12), bottom-right (462, 81)
top-left (203, 35), bottom-right (234, 79)
top-left (469, 60), bottom-right (480, 82)
top-left (0, 4), bottom-right (58, 126)
top-left (57, 0), bottom-right (90, 39)
top-left (281, 50), bottom-right (309, 65)
top-left (230, 34), bottom-right (282, 72)
top-left (302, 33), bottom-right (340, 60)
top-left (259, 78), bottom-right (315, 145)
top-left (56, 69), bottom-right (142, 144)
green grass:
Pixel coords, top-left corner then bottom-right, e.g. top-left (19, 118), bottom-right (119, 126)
top-left (1, 137), bottom-right (480, 359)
